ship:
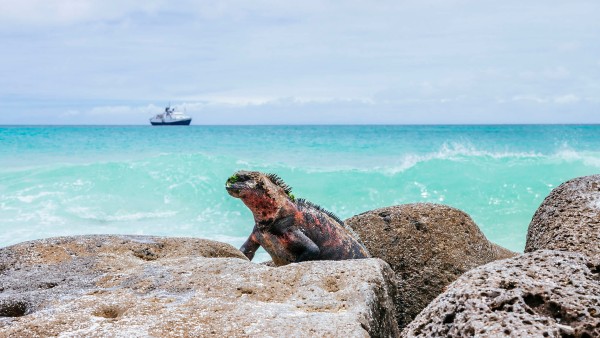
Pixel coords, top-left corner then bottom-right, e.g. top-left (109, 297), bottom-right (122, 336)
top-left (149, 106), bottom-right (192, 126)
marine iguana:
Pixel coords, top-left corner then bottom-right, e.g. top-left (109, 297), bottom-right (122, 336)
top-left (226, 170), bottom-right (370, 266)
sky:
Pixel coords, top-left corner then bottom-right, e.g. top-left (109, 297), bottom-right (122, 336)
top-left (0, 0), bottom-right (599, 125)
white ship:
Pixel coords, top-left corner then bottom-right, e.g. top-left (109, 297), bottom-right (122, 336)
top-left (150, 106), bottom-right (192, 126)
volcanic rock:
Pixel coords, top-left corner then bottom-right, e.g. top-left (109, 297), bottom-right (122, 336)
top-left (0, 235), bottom-right (399, 337)
top-left (526, 174), bottom-right (600, 263)
top-left (402, 250), bottom-right (600, 337)
top-left (345, 203), bottom-right (517, 328)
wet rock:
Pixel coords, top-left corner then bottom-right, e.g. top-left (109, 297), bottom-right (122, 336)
top-left (402, 250), bottom-right (600, 337)
top-left (526, 175), bottom-right (600, 263)
top-left (0, 235), bottom-right (399, 337)
top-left (346, 203), bottom-right (517, 328)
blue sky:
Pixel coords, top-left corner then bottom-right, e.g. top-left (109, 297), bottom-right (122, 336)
top-left (1, 0), bottom-right (599, 124)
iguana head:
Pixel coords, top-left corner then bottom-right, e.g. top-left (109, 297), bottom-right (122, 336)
top-left (226, 171), bottom-right (295, 221)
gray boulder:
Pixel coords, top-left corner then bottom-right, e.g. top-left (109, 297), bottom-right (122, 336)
top-left (402, 250), bottom-right (600, 337)
top-left (346, 203), bottom-right (517, 328)
top-left (0, 235), bottom-right (400, 337)
top-left (526, 174), bottom-right (600, 263)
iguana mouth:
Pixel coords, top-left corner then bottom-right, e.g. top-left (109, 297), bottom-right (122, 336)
top-left (225, 173), bottom-right (246, 197)
top-left (225, 182), bottom-right (241, 197)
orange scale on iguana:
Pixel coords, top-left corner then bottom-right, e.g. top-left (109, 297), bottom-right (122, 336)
top-left (226, 170), bottom-right (370, 266)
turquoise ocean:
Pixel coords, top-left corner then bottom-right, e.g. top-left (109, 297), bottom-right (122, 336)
top-left (1, 125), bottom-right (599, 260)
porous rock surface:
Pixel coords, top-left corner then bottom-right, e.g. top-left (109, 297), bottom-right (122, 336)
top-left (346, 203), bottom-right (517, 328)
top-left (526, 174), bottom-right (600, 263)
top-left (0, 235), bottom-right (400, 337)
top-left (402, 250), bottom-right (600, 337)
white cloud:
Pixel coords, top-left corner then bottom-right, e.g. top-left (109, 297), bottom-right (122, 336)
top-left (543, 67), bottom-right (571, 80)
top-left (557, 41), bottom-right (581, 52)
top-left (554, 94), bottom-right (580, 104)
top-left (51, 104), bottom-right (162, 123)
top-left (186, 96), bottom-right (275, 107)
top-left (511, 95), bottom-right (547, 104)
top-left (0, 1), bottom-right (145, 25)
top-left (509, 94), bottom-right (583, 105)
top-left (88, 104), bottom-right (158, 116)
top-left (59, 110), bottom-right (80, 118)
top-left (519, 67), bottom-right (571, 81)
top-left (586, 97), bottom-right (600, 103)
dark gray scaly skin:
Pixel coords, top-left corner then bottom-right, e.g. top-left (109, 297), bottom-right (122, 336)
top-left (226, 171), bottom-right (370, 266)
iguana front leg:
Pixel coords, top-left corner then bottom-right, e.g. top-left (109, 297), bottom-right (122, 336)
top-left (270, 216), bottom-right (320, 263)
top-left (240, 227), bottom-right (260, 260)
top-left (284, 229), bottom-right (320, 263)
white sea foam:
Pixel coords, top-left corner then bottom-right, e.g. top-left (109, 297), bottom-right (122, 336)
top-left (380, 142), bottom-right (544, 175)
top-left (67, 207), bottom-right (178, 222)
top-left (292, 142), bottom-right (545, 175)
top-left (16, 191), bottom-right (58, 203)
top-left (99, 211), bottom-right (179, 222)
top-left (552, 148), bottom-right (600, 167)
top-left (15, 200), bottom-right (65, 226)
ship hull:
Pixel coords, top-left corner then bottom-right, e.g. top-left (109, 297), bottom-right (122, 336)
top-left (150, 119), bottom-right (192, 126)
